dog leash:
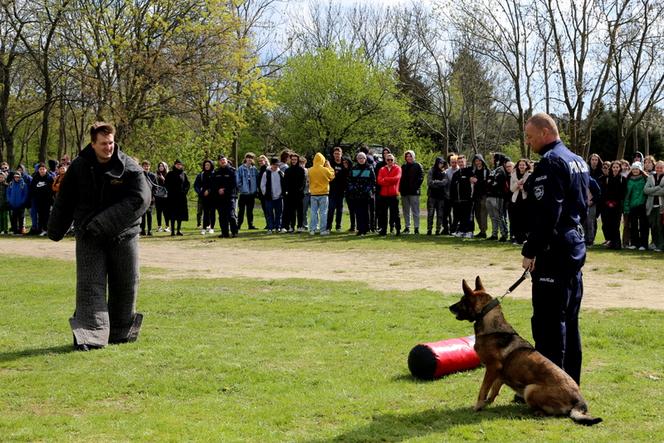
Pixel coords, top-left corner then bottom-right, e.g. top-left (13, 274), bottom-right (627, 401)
top-left (499, 269), bottom-right (530, 301)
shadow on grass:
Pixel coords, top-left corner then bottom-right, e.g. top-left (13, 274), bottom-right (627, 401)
top-left (308, 404), bottom-right (536, 442)
top-left (0, 344), bottom-right (74, 363)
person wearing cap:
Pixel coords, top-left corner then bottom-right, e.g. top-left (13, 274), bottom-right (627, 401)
top-left (212, 155), bottom-right (238, 238)
top-left (623, 161), bottom-right (649, 250)
top-left (48, 122), bottom-right (151, 351)
top-left (521, 112), bottom-right (590, 385)
top-left (164, 158), bottom-right (190, 236)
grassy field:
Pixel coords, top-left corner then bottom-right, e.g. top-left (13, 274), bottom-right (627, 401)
top-left (1, 250), bottom-right (663, 442)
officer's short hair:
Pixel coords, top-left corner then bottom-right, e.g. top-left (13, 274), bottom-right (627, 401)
top-left (90, 122), bottom-right (116, 143)
top-left (527, 113), bottom-right (559, 137)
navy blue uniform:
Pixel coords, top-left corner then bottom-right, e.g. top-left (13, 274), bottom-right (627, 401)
top-left (522, 139), bottom-right (589, 385)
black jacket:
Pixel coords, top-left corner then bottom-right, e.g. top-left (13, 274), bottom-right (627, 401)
top-left (48, 144), bottom-right (151, 241)
top-left (284, 164), bottom-right (306, 195)
top-left (212, 165), bottom-right (237, 201)
top-left (470, 154), bottom-right (490, 200)
top-left (399, 161), bottom-right (424, 195)
top-left (165, 168), bottom-right (190, 221)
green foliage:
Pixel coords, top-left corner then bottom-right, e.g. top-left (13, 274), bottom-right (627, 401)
top-left (273, 46), bottom-right (413, 154)
top-left (1, 255), bottom-right (663, 441)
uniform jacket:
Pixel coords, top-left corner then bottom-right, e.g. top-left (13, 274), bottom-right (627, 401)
top-left (377, 164), bottom-right (402, 197)
top-left (48, 144), bottom-right (151, 241)
top-left (212, 165), bottom-right (237, 201)
top-left (308, 153), bottom-right (335, 196)
top-left (521, 140), bottom-right (589, 263)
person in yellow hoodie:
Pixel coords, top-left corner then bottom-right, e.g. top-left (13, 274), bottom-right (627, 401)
top-left (308, 152), bottom-right (335, 235)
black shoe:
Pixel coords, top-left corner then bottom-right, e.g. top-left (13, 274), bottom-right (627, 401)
top-left (248, 225), bottom-right (258, 230)
top-left (414, 228), bottom-right (419, 234)
top-left (140, 230), bottom-right (146, 236)
top-left (403, 228), bottom-right (410, 234)
top-left (171, 231), bottom-right (175, 236)
top-left (176, 231), bottom-right (183, 236)
top-left (426, 230), bottom-right (432, 235)
top-left (499, 236), bottom-right (508, 242)
top-left (487, 235), bottom-right (498, 241)
top-left (73, 334), bottom-right (102, 351)
top-left (396, 230), bottom-right (401, 236)
top-left (378, 231), bottom-right (387, 236)
top-left (231, 233), bottom-right (237, 238)
top-left (147, 232), bottom-right (153, 236)
top-left (348, 227), bottom-right (355, 232)
top-left (476, 232), bottom-right (486, 239)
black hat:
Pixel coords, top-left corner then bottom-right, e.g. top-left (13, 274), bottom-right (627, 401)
top-left (217, 154), bottom-right (226, 160)
top-left (174, 159), bottom-right (183, 165)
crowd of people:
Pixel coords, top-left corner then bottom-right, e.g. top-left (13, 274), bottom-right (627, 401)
top-left (1, 147), bottom-right (663, 252)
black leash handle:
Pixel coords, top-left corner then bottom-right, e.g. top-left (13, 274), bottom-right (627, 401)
top-left (499, 270), bottom-right (530, 300)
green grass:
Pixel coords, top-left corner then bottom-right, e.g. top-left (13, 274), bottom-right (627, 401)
top-left (1, 256), bottom-right (663, 441)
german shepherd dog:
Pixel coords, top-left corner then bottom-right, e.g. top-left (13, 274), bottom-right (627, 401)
top-left (449, 276), bottom-right (602, 426)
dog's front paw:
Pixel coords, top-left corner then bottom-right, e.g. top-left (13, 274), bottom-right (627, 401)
top-left (474, 401), bottom-right (486, 411)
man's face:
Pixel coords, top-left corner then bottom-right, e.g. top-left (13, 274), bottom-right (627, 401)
top-left (357, 156), bottom-right (366, 164)
top-left (525, 123), bottom-right (547, 154)
top-left (333, 150), bottom-right (342, 162)
top-left (219, 158), bottom-right (228, 168)
top-left (13, 174), bottom-right (21, 182)
top-left (290, 156), bottom-right (298, 166)
top-left (474, 158), bottom-right (483, 169)
top-left (270, 163), bottom-right (279, 171)
top-left (92, 132), bottom-right (115, 163)
top-left (450, 159), bottom-right (458, 169)
top-left (175, 163), bottom-right (183, 170)
top-left (458, 157), bottom-right (466, 168)
top-left (405, 153), bottom-right (413, 164)
top-left (142, 164), bottom-right (150, 172)
top-left (38, 166), bottom-right (47, 176)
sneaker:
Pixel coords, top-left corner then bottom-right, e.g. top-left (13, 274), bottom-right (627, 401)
top-left (39, 231), bottom-right (48, 236)
top-left (403, 228), bottom-right (410, 234)
top-left (638, 246), bottom-right (646, 251)
top-left (201, 229), bottom-right (207, 235)
top-left (196, 225), bottom-right (201, 230)
top-left (164, 227), bottom-right (171, 233)
top-left (298, 227), bottom-right (306, 233)
top-left (320, 230), bottom-right (330, 236)
top-left (464, 232), bottom-right (474, 239)
top-left (648, 243), bottom-right (657, 251)
top-left (267, 230), bottom-right (273, 234)
top-left (208, 228), bottom-right (214, 234)
top-left (626, 245), bottom-right (636, 250)
top-left (414, 228), bottom-right (419, 235)
top-left (452, 231), bottom-right (462, 237)
top-left (157, 226), bottom-right (163, 232)
top-left (654, 248), bottom-right (662, 252)
top-left (335, 227), bottom-right (341, 232)
top-left (309, 230), bottom-right (316, 235)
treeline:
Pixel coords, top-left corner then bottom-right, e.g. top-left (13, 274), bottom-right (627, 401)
top-left (2, 0), bottom-right (664, 169)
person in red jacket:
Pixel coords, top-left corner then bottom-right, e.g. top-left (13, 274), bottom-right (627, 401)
top-left (377, 153), bottom-right (402, 236)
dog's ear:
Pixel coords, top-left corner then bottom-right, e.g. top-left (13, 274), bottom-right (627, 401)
top-left (475, 276), bottom-right (484, 292)
top-left (462, 279), bottom-right (474, 296)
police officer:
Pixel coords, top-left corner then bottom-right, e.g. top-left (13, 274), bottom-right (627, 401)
top-left (521, 113), bottom-right (589, 385)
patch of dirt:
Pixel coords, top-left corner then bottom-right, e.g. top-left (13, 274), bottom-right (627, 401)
top-left (7, 237), bottom-right (663, 310)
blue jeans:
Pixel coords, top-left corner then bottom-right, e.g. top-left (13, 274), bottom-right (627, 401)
top-left (310, 195), bottom-right (328, 232)
top-left (265, 198), bottom-right (283, 230)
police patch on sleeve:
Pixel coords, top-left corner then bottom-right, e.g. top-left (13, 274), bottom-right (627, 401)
top-left (534, 185), bottom-right (544, 200)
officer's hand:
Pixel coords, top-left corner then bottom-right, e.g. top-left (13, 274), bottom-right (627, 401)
top-left (522, 256), bottom-right (535, 273)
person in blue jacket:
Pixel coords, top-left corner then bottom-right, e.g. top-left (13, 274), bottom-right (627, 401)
top-left (7, 171), bottom-right (30, 234)
top-left (521, 113), bottom-right (590, 386)
top-left (235, 152), bottom-right (258, 231)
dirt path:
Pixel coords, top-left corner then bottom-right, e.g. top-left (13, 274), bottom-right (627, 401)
top-left (6, 237), bottom-right (663, 310)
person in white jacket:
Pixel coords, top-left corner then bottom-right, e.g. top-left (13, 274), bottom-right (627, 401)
top-left (509, 159), bottom-right (532, 244)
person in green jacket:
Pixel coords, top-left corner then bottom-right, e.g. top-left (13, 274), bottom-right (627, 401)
top-left (623, 162), bottom-right (649, 250)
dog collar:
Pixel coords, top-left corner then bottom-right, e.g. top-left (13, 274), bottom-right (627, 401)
top-left (475, 299), bottom-right (501, 321)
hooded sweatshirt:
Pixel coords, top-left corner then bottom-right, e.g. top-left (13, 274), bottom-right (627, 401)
top-left (308, 153), bottom-right (335, 196)
top-left (427, 157), bottom-right (448, 200)
top-left (399, 150), bottom-right (424, 195)
top-left (487, 153), bottom-right (510, 198)
top-left (470, 153), bottom-right (490, 200)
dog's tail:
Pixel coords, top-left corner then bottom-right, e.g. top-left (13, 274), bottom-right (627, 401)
top-left (569, 401), bottom-right (602, 426)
